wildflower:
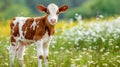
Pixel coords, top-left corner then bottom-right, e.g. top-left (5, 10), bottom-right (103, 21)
top-left (115, 46), bottom-right (119, 49)
top-left (82, 48), bottom-right (87, 51)
top-left (79, 55), bottom-right (82, 58)
top-left (54, 51), bottom-right (59, 54)
top-left (52, 45), bottom-right (55, 48)
top-left (69, 18), bottom-right (73, 24)
top-left (4, 63), bottom-right (8, 66)
top-left (74, 13), bottom-right (82, 24)
top-left (74, 58), bottom-right (80, 61)
top-left (100, 48), bottom-right (105, 52)
top-left (117, 60), bottom-right (120, 63)
top-left (60, 47), bottom-right (64, 50)
top-left (102, 63), bottom-right (108, 66)
top-left (103, 52), bottom-right (110, 56)
top-left (51, 40), bottom-right (57, 44)
top-left (101, 37), bottom-right (105, 42)
top-left (88, 49), bottom-right (93, 53)
top-left (82, 65), bottom-right (87, 67)
top-left (88, 60), bottom-right (94, 64)
top-left (88, 55), bottom-right (92, 58)
top-left (116, 55), bottom-right (120, 58)
top-left (99, 15), bottom-right (104, 18)
top-left (70, 63), bottom-right (76, 67)
top-left (112, 63), bottom-right (118, 67)
top-left (96, 65), bottom-right (99, 67)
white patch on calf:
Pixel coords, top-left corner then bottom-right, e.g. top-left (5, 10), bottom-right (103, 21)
top-left (42, 32), bottom-right (52, 43)
top-left (30, 20), bottom-right (37, 30)
top-left (13, 17), bottom-right (29, 40)
top-left (9, 45), bottom-right (17, 67)
top-left (47, 3), bottom-right (59, 25)
top-left (24, 27), bottom-right (27, 36)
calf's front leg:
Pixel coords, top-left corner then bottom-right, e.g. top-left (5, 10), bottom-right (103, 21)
top-left (43, 43), bottom-right (50, 67)
top-left (36, 40), bottom-right (44, 67)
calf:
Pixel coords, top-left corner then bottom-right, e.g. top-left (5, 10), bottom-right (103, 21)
top-left (9, 3), bottom-right (68, 67)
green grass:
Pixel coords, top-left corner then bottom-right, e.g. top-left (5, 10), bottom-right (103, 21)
top-left (0, 18), bottom-right (120, 67)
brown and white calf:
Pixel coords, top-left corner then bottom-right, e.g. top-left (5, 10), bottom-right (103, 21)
top-left (9, 3), bottom-right (68, 67)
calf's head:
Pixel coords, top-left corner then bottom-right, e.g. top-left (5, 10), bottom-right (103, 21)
top-left (37, 3), bottom-right (68, 25)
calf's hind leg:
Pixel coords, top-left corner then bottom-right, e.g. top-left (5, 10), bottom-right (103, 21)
top-left (17, 42), bottom-right (26, 67)
top-left (9, 44), bottom-right (17, 67)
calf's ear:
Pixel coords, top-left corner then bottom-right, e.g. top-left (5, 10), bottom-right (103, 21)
top-left (59, 5), bottom-right (68, 13)
top-left (37, 5), bottom-right (47, 12)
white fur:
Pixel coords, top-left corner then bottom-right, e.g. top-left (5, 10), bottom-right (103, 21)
top-left (13, 17), bottom-right (29, 40)
top-left (47, 3), bottom-right (59, 25)
top-left (9, 45), bottom-right (17, 67)
top-left (42, 32), bottom-right (52, 43)
top-left (36, 40), bottom-right (43, 67)
top-left (30, 20), bottom-right (37, 30)
top-left (17, 42), bottom-right (25, 67)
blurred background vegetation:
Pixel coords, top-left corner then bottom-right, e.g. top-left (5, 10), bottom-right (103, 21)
top-left (0, 0), bottom-right (120, 67)
top-left (0, 0), bottom-right (120, 20)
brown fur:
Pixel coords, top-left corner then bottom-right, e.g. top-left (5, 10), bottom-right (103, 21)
top-left (46, 56), bottom-right (48, 59)
top-left (39, 55), bottom-right (43, 59)
top-left (10, 18), bottom-right (19, 46)
top-left (22, 18), bottom-right (35, 40)
top-left (10, 15), bottom-right (55, 44)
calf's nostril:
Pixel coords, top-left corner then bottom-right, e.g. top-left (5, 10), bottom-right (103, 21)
top-left (51, 19), bottom-right (56, 23)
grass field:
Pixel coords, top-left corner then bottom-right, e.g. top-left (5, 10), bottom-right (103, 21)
top-left (0, 17), bottom-right (120, 67)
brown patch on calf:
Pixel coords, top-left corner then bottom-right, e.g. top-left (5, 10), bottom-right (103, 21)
top-left (10, 18), bottom-right (19, 46)
top-left (33, 15), bottom-right (54, 41)
top-left (39, 55), bottom-right (43, 59)
top-left (13, 23), bottom-right (19, 36)
top-left (33, 17), bottom-right (46, 41)
top-left (46, 56), bottom-right (48, 59)
top-left (22, 18), bottom-right (35, 40)
top-left (10, 18), bottom-right (20, 37)
top-left (10, 15), bottom-right (55, 42)
top-left (11, 43), bottom-right (15, 46)
top-left (10, 36), bottom-right (16, 46)
top-left (33, 15), bottom-right (55, 41)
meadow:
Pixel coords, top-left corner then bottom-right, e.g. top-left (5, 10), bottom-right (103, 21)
top-left (0, 17), bottom-right (120, 67)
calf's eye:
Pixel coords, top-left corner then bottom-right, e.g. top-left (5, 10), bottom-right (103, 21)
top-left (46, 9), bottom-right (50, 14)
top-left (56, 11), bottom-right (59, 15)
